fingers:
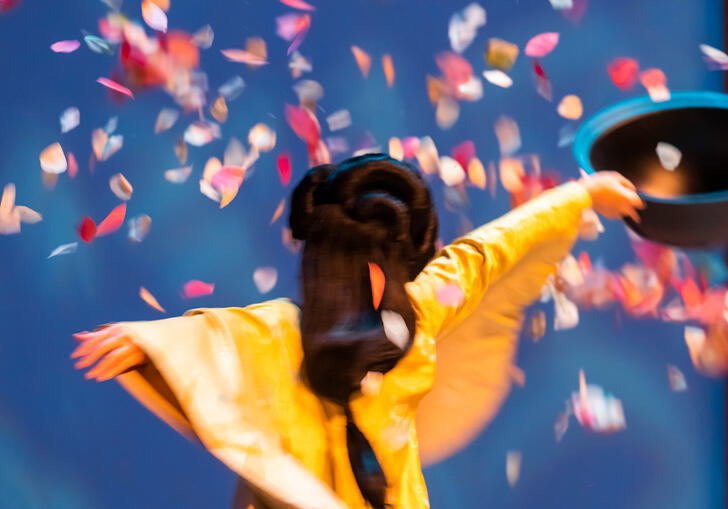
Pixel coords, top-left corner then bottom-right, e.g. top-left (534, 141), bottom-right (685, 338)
top-left (85, 344), bottom-right (143, 381)
top-left (73, 333), bottom-right (126, 369)
top-left (71, 327), bottom-right (121, 359)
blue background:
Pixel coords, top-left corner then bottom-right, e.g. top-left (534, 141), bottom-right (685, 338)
top-left (0, 0), bottom-right (724, 508)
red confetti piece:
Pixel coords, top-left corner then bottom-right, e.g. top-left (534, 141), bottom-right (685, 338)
top-left (279, 0), bottom-right (315, 10)
top-left (452, 140), bottom-right (475, 171)
top-left (435, 51), bottom-right (473, 87)
top-left (368, 262), bottom-right (385, 310)
top-left (524, 32), bottom-right (560, 58)
top-left (51, 40), bottom-right (80, 53)
top-left (96, 203), bottom-right (126, 237)
top-left (182, 280), bottom-right (215, 299)
top-left (607, 57), bottom-right (639, 91)
top-left (96, 77), bottom-right (134, 99)
top-left (277, 152), bottom-right (292, 185)
top-left (285, 104), bottom-right (321, 146)
top-left (78, 217), bottom-right (96, 243)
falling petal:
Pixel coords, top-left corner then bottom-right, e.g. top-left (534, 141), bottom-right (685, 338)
top-left (435, 96), bottom-right (459, 130)
top-left (381, 310), bottom-right (409, 349)
top-left (285, 104), bottom-right (320, 145)
top-left (248, 123), bottom-right (277, 152)
top-left (525, 310), bottom-right (547, 341)
top-left (557, 94), bottom-right (583, 120)
top-left (467, 157), bottom-right (486, 189)
top-left (91, 129), bottom-right (107, 160)
top-left (40, 142), bottom-right (67, 174)
top-left (51, 40), bottom-right (80, 53)
top-left (218, 76), bottom-right (245, 100)
top-left (175, 138), bottom-right (188, 164)
top-left (439, 156), bottom-right (466, 186)
top-left (270, 199), bottom-right (286, 224)
top-left (448, 3), bottom-right (486, 53)
top-left (83, 35), bottom-right (113, 55)
top-left (388, 137), bottom-right (404, 161)
top-left (101, 134), bottom-right (123, 161)
top-left (109, 173), bottom-right (133, 200)
top-left (192, 24), bottom-right (214, 49)
top-left (253, 267), bottom-right (278, 294)
top-left (140, 286), bottom-right (165, 313)
top-left (482, 69), bottom-right (513, 88)
top-left (155, 108), bottom-right (179, 134)
top-left (640, 68), bottom-right (670, 102)
top-left (667, 364), bottom-right (687, 392)
top-left (699, 43), bottom-right (728, 69)
top-left (436, 283), bottom-right (465, 307)
top-left (382, 54), bottom-right (395, 87)
top-left (525, 32), bottom-right (559, 58)
top-left (485, 38), bottom-right (519, 70)
top-left (554, 287), bottom-right (579, 330)
top-left (289, 51), bottom-right (312, 78)
top-left (495, 115), bottom-right (521, 157)
top-left (97, 77), bottom-right (134, 99)
top-left (142, 0), bottom-right (167, 32)
top-left (184, 121), bottom-right (221, 147)
top-left (549, 0), bottom-right (573, 8)
top-left (221, 49), bottom-right (268, 66)
top-left (67, 152), bottom-right (78, 178)
top-left (77, 217), bottom-right (96, 243)
top-left (96, 203), bottom-right (126, 237)
top-left (48, 242), bottom-right (78, 258)
top-left (280, 0), bottom-right (315, 10)
top-left (506, 451), bottom-right (522, 487)
top-left (210, 96), bottom-right (228, 123)
top-left (165, 166), bottom-right (193, 183)
top-left (277, 152), bottom-right (292, 185)
top-left (532, 60), bottom-right (552, 101)
top-left (415, 136), bottom-right (439, 175)
top-left (60, 107), bottom-right (80, 133)
top-left (607, 57), bottom-right (639, 91)
top-left (128, 214), bottom-right (152, 242)
top-left (351, 45), bottom-right (372, 77)
top-left (368, 262), bottom-right (386, 310)
top-left (326, 110), bottom-right (351, 132)
top-left (182, 280), bottom-right (215, 299)
top-left (656, 142), bottom-right (681, 170)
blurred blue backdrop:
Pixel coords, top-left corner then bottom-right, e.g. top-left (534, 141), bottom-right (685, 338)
top-left (0, 0), bottom-right (724, 508)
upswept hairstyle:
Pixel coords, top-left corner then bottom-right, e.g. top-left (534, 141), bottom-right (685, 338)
top-left (289, 153), bottom-right (438, 508)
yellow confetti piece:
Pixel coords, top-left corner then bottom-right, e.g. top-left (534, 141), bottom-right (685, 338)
top-left (210, 96), bottom-right (228, 123)
top-left (388, 137), bottom-right (404, 161)
top-left (270, 199), bottom-right (285, 224)
top-left (467, 157), bottom-right (486, 189)
top-left (557, 94), bottom-right (583, 120)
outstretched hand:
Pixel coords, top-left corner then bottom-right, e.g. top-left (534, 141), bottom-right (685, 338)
top-left (72, 325), bottom-right (146, 382)
top-left (578, 171), bottom-right (645, 223)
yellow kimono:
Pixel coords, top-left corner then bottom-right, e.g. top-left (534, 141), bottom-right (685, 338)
top-left (115, 182), bottom-right (591, 508)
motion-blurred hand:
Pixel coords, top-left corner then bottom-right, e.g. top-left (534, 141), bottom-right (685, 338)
top-left (71, 325), bottom-right (146, 382)
top-left (578, 171), bottom-right (645, 223)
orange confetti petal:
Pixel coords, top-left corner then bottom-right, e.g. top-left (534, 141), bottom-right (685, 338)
top-left (467, 157), bottom-right (486, 189)
top-left (140, 286), bottom-right (166, 313)
top-left (368, 262), bottom-right (385, 310)
top-left (142, 0), bottom-right (168, 32)
top-left (270, 199), bottom-right (285, 224)
top-left (96, 203), bottom-right (126, 236)
top-left (382, 54), bottom-right (395, 87)
top-left (351, 45), bottom-right (371, 77)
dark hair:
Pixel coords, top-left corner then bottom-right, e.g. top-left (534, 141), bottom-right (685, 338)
top-left (289, 154), bottom-right (438, 508)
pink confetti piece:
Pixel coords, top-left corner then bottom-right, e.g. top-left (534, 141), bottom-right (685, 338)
top-left (67, 152), bottom-right (78, 178)
top-left (253, 267), bottom-right (278, 294)
top-left (277, 152), bottom-right (292, 185)
top-left (51, 40), bottom-right (80, 53)
top-left (182, 280), bottom-right (215, 299)
top-left (525, 32), bottom-right (559, 58)
top-left (96, 203), bottom-right (126, 237)
top-left (285, 104), bottom-right (321, 146)
top-left (280, 0), bottom-right (315, 10)
top-left (608, 57), bottom-right (639, 91)
top-left (96, 77), bottom-right (134, 99)
top-left (220, 49), bottom-right (268, 66)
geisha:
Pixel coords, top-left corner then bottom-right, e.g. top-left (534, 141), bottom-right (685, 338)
top-left (72, 154), bottom-right (642, 508)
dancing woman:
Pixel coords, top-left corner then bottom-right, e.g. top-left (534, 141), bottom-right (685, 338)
top-left (72, 154), bottom-right (642, 508)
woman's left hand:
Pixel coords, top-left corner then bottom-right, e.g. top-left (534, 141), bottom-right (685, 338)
top-left (71, 325), bottom-right (146, 382)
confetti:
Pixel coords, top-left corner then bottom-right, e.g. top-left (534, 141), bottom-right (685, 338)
top-left (280, 0), bottom-right (315, 11)
top-left (467, 157), bottom-right (486, 189)
top-left (448, 3), bottom-right (486, 53)
top-left (184, 121), bottom-right (221, 147)
top-left (381, 310), bottom-right (409, 350)
top-left (293, 79), bottom-right (323, 104)
top-left (218, 76), bottom-right (245, 100)
top-left (141, 0), bottom-right (167, 32)
top-left (525, 32), bottom-right (559, 58)
top-left (77, 217), bottom-right (97, 243)
top-left (482, 69), bottom-right (513, 88)
top-left (210, 96), bottom-right (228, 123)
top-left (570, 370), bottom-right (626, 433)
top-left (39, 142), bottom-right (67, 174)
top-left (128, 214), bottom-right (152, 242)
top-left (285, 104), bottom-right (320, 145)
top-left (96, 203), bottom-right (126, 237)
top-left (270, 199), bottom-right (285, 224)
top-left (351, 45), bottom-right (372, 77)
top-left (382, 54), bottom-right (395, 87)
top-left (656, 142), bottom-right (681, 170)
top-left (640, 68), bottom-right (670, 102)
top-left (525, 310), bottom-right (546, 341)
top-left (182, 280), bottom-right (215, 299)
top-left (485, 38), bottom-right (519, 70)
top-left (699, 43), bottom-right (728, 70)
top-left (175, 138), bottom-right (188, 164)
top-left (140, 286), bottom-right (166, 313)
top-left (277, 152), bottom-right (292, 185)
top-left (289, 51), bottom-right (312, 78)
top-left (608, 57), bottom-right (639, 91)
top-left (84, 35), bottom-right (113, 55)
top-left (211, 167), bottom-right (245, 208)
top-left (248, 123), bottom-right (277, 152)
top-left (51, 40), bottom-right (80, 53)
top-left (192, 25), bottom-right (214, 49)
top-left (164, 166), bottom-right (193, 183)
top-left (326, 110), bottom-right (351, 131)
top-left (154, 108), bottom-right (179, 133)
top-left (667, 364), bottom-right (687, 392)
top-left (221, 49), bottom-right (268, 66)
top-left (436, 283), bottom-right (465, 307)
top-left (101, 135), bottom-right (123, 162)
top-left (388, 137), bottom-right (404, 161)
top-left (557, 94), bottom-right (583, 120)
top-left (436, 96), bottom-right (459, 129)
top-left (506, 451), bottom-right (522, 487)
top-left (494, 115), bottom-right (521, 156)
top-left (97, 77), bottom-right (134, 99)
top-left (439, 156), bottom-right (466, 186)
top-left (253, 267), bottom-right (278, 294)
top-left (549, 0), bottom-right (573, 8)
top-left (532, 60), bottom-right (552, 101)
top-left (48, 242), bottom-right (78, 258)
top-left (67, 152), bottom-right (78, 178)
top-left (60, 107), bottom-right (80, 133)
top-left (276, 13), bottom-right (311, 54)
top-left (553, 286), bottom-right (579, 330)
top-left (368, 262), bottom-right (385, 310)
top-left (109, 173), bottom-right (133, 200)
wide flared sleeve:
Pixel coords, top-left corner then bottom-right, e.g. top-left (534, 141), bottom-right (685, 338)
top-left (115, 301), bottom-right (348, 509)
top-left (407, 182), bottom-right (592, 465)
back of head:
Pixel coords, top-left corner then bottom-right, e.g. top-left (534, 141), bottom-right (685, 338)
top-left (289, 153), bottom-right (438, 508)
